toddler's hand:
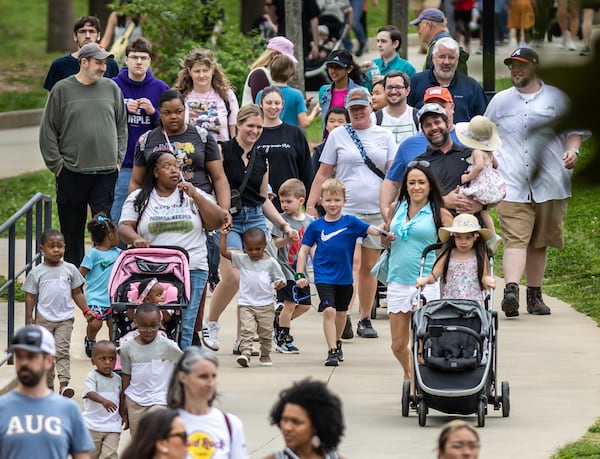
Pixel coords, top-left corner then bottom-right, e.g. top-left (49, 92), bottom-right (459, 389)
top-left (296, 278), bottom-right (309, 288)
top-left (84, 310), bottom-right (96, 322)
top-left (461, 173), bottom-right (469, 184)
top-left (274, 280), bottom-right (286, 290)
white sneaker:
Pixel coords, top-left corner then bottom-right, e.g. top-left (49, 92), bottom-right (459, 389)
top-left (567, 39), bottom-right (576, 51)
top-left (203, 321), bottom-right (220, 351)
top-left (559, 34), bottom-right (566, 49)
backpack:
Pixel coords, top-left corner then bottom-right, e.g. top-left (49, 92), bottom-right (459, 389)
top-left (374, 107), bottom-right (420, 132)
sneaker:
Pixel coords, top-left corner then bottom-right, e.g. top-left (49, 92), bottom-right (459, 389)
top-left (60, 386), bottom-right (75, 398)
top-left (580, 46), bottom-right (591, 56)
top-left (567, 39), bottom-right (576, 51)
top-left (236, 355), bottom-right (249, 367)
top-left (232, 340), bottom-right (259, 356)
top-left (341, 315), bottom-right (354, 339)
top-left (501, 282), bottom-right (520, 317)
top-left (273, 314), bottom-right (282, 341)
top-left (336, 340), bottom-right (344, 362)
top-left (275, 302), bottom-right (284, 314)
top-left (276, 335), bottom-right (300, 354)
top-left (84, 337), bottom-right (95, 358)
top-left (259, 355), bottom-right (273, 366)
top-left (487, 234), bottom-right (502, 253)
top-left (203, 321), bottom-right (220, 351)
top-left (526, 288), bottom-right (552, 315)
top-left (324, 349), bottom-right (339, 367)
top-left (356, 317), bottom-right (378, 338)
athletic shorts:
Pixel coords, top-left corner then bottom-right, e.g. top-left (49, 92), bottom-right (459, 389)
top-left (277, 281), bottom-right (313, 305)
top-left (89, 305), bottom-right (112, 321)
top-left (315, 284), bottom-right (353, 312)
top-left (497, 199), bottom-right (567, 249)
top-left (386, 282), bottom-right (440, 314)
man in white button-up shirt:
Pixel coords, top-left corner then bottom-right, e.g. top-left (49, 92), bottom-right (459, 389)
top-left (485, 47), bottom-right (587, 318)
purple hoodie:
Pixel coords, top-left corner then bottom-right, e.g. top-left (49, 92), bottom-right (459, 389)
top-left (113, 68), bottom-right (169, 168)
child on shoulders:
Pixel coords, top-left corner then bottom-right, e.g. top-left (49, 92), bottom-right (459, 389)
top-left (220, 226), bottom-right (286, 368)
top-left (416, 213), bottom-right (495, 306)
top-left (23, 228), bottom-right (95, 398)
top-left (295, 179), bottom-right (387, 367)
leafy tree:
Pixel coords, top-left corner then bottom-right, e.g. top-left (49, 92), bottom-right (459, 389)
top-left (112, 0), bottom-right (265, 98)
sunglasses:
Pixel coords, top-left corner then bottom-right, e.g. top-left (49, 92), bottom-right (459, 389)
top-left (11, 331), bottom-right (42, 347)
top-left (407, 160), bottom-right (430, 168)
top-left (168, 431), bottom-right (188, 442)
top-left (292, 285), bottom-right (316, 304)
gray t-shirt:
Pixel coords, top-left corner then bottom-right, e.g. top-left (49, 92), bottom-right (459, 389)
top-left (231, 253), bottom-right (285, 306)
top-left (272, 212), bottom-right (313, 280)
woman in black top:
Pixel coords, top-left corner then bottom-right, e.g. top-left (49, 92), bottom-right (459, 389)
top-left (255, 85), bottom-right (313, 211)
top-left (203, 104), bottom-right (298, 352)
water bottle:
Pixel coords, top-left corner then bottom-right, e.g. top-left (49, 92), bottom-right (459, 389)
top-left (369, 62), bottom-right (381, 84)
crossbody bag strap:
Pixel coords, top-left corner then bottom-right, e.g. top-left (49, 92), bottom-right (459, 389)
top-left (238, 147), bottom-right (257, 195)
top-left (344, 124), bottom-right (385, 180)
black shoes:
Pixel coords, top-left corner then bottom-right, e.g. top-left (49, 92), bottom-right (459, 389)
top-left (501, 283), bottom-right (520, 317)
top-left (357, 317), bottom-right (378, 338)
top-left (324, 349), bottom-right (339, 367)
top-left (341, 315), bottom-right (353, 339)
top-left (527, 287), bottom-right (551, 315)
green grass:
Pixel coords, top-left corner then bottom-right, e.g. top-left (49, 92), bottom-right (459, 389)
top-left (552, 419), bottom-right (600, 458)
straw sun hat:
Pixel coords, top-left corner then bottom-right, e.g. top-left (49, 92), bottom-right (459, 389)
top-left (455, 115), bottom-right (501, 151)
top-left (438, 213), bottom-right (491, 242)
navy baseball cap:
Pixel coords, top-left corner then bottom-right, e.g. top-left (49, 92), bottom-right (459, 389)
top-left (504, 48), bottom-right (539, 65)
top-left (410, 8), bottom-right (446, 25)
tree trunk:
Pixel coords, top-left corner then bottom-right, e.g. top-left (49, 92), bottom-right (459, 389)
top-left (88, 0), bottom-right (111, 32)
top-left (389, 0), bottom-right (409, 59)
top-left (286, 0), bottom-right (304, 91)
top-left (47, 0), bottom-right (76, 53)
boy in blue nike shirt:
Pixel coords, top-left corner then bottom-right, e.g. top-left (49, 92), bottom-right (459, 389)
top-left (295, 178), bottom-right (384, 367)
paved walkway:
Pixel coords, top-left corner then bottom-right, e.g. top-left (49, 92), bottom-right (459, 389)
top-left (1, 33), bottom-right (598, 458)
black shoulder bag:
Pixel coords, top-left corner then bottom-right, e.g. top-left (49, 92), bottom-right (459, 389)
top-left (230, 148), bottom-right (257, 215)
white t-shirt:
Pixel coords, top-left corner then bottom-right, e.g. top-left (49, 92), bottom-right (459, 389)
top-left (119, 334), bottom-right (182, 406)
top-left (320, 124), bottom-right (397, 214)
top-left (120, 187), bottom-right (210, 270)
top-left (178, 408), bottom-right (248, 459)
top-left (231, 253), bottom-right (285, 307)
top-left (370, 106), bottom-right (419, 146)
top-left (185, 88), bottom-right (239, 142)
top-left (82, 370), bottom-right (122, 432)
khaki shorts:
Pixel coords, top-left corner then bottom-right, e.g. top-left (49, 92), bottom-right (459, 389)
top-left (497, 200), bottom-right (567, 249)
top-left (345, 212), bottom-right (384, 250)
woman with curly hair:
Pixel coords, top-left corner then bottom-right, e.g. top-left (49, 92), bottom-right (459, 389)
top-left (174, 48), bottom-right (239, 142)
top-left (264, 379), bottom-right (346, 459)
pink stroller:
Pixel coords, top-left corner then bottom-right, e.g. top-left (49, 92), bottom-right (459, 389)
top-left (107, 246), bottom-right (191, 349)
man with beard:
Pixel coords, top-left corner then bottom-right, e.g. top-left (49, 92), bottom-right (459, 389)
top-left (0, 325), bottom-right (93, 458)
top-left (407, 37), bottom-right (487, 123)
top-left (39, 42), bottom-right (127, 266)
top-left (485, 48), bottom-right (586, 318)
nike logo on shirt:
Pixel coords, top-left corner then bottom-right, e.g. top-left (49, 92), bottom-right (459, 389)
top-left (321, 228), bottom-right (348, 241)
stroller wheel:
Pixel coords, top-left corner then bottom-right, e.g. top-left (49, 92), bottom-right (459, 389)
top-left (501, 381), bottom-right (510, 417)
top-left (477, 397), bottom-right (487, 427)
top-left (418, 399), bottom-right (427, 426)
top-left (401, 381), bottom-right (411, 417)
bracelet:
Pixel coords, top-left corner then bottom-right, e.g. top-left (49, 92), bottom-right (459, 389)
top-left (82, 308), bottom-right (91, 315)
top-left (294, 272), bottom-right (306, 281)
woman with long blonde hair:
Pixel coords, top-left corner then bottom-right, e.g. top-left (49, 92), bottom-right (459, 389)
top-left (174, 48), bottom-right (239, 142)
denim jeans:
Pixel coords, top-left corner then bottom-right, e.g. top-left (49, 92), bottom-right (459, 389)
top-left (110, 167), bottom-right (133, 224)
top-left (343, 0), bottom-right (367, 50)
top-left (226, 206), bottom-right (268, 250)
top-left (180, 269), bottom-right (208, 349)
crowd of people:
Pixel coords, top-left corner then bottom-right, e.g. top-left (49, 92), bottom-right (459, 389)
top-left (1, 3), bottom-right (590, 457)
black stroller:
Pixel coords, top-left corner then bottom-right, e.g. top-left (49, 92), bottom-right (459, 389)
top-left (402, 243), bottom-right (510, 427)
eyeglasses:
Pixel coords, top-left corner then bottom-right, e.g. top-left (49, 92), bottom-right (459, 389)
top-left (168, 431), bottom-right (188, 442)
top-left (292, 285), bottom-right (316, 304)
top-left (137, 325), bottom-right (160, 332)
top-left (407, 160), bottom-right (431, 168)
top-left (385, 85), bottom-right (405, 92)
top-left (127, 55), bottom-right (150, 62)
top-left (77, 28), bottom-right (98, 35)
top-left (448, 442), bottom-right (480, 450)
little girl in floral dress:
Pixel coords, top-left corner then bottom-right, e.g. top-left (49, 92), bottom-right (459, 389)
top-left (416, 214), bottom-right (495, 306)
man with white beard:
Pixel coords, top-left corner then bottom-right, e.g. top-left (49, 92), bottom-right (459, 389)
top-left (407, 37), bottom-right (487, 123)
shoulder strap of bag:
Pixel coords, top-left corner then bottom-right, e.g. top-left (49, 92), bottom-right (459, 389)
top-left (412, 107), bottom-right (420, 132)
top-left (238, 147), bottom-right (257, 194)
top-left (344, 124), bottom-right (385, 180)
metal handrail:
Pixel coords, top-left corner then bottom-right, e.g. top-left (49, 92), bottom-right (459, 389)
top-left (0, 193), bottom-right (53, 361)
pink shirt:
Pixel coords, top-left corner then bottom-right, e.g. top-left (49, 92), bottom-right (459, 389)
top-left (331, 88), bottom-right (348, 108)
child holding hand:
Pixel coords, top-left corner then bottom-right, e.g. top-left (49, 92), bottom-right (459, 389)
top-left (416, 214), bottom-right (496, 307)
top-left (79, 213), bottom-right (121, 357)
top-left (220, 225), bottom-right (286, 368)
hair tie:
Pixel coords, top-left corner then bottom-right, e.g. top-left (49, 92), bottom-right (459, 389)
top-left (138, 278), bottom-right (159, 303)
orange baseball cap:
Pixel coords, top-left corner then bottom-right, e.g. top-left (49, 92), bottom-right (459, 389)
top-left (423, 86), bottom-right (453, 104)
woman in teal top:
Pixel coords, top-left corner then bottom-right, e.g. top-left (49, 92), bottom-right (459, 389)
top-left (382, 161), bottom-right (453, 381)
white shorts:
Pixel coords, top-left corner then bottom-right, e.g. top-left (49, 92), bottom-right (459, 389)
top-left (386, 281), bottom-right (440, 314)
